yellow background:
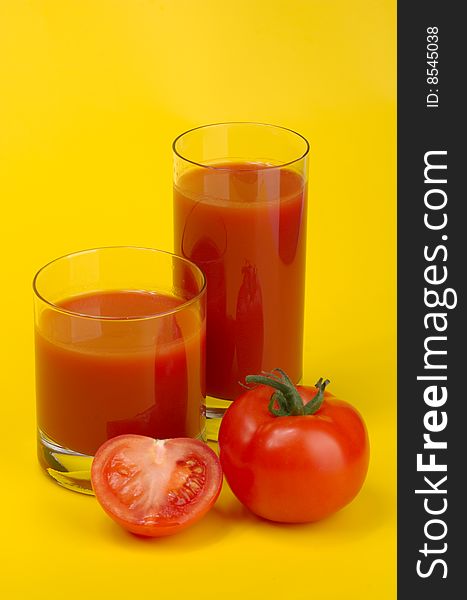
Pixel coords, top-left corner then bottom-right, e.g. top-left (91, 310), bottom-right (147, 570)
top-left (0, 1), bottom-right (396, 598)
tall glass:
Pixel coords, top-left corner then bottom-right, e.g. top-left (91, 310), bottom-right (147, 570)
top-left (173, 123), bottom-right (309, 421)
top-left (34, 247), bottom-right (206, 494)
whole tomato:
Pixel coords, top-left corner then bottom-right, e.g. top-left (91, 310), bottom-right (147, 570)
top-left (218, 370), bottom-right (370, 523)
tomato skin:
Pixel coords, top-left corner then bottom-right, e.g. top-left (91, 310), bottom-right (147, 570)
top-left (91, 435), bottom-right (222, 537)
top-left (218, 384), bottom-right (369, 523)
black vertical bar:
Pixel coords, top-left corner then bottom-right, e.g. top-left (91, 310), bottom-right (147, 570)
top-left (398, 3), bottom-right (463, 598)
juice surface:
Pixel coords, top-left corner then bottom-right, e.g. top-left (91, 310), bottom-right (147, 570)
top-left (35, 290), bottom-right (205, 456)
top-left (174, 162), bottom-right (307, 399)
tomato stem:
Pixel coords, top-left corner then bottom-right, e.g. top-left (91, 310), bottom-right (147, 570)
top-left (245, 369), bottom-right (330, 417)
top-left (302, 378), bottom-right (331, 415)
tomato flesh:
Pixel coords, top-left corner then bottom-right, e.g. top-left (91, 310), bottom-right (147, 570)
top-left (91, 435), bottom-right (222, 537)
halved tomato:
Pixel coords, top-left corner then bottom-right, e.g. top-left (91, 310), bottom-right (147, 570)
top-left (91, 435), bottom-right (222, 537)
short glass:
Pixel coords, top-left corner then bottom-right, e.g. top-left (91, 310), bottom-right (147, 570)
top-left (173, 123), bottom-right (309, 425)
top-left (34, 246), bottom-right (206, 494)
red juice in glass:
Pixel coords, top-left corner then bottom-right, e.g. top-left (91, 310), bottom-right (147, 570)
top-left (33, 247), bottom-right (206, 493)
top-left (174, 159), bottom-right (307, 400)
top-left (36, 290), bottom-right (205, 456)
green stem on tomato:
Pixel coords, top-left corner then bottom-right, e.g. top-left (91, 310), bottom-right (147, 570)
top-left (245, 369), bottom-right (330, 417)
top-left (302, 377), bottom-right (331, 415)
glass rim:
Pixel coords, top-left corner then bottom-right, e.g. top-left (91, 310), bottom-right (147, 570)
top-left (172, 121), bottom-right (310, 171)
top-left (33, 245), bottom-right (207, 322)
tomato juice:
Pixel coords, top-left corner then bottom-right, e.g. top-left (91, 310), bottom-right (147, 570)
top-left (35, 290), bottom-right (206, 457)
top-left (174, 162), bottom-right (307, 400)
